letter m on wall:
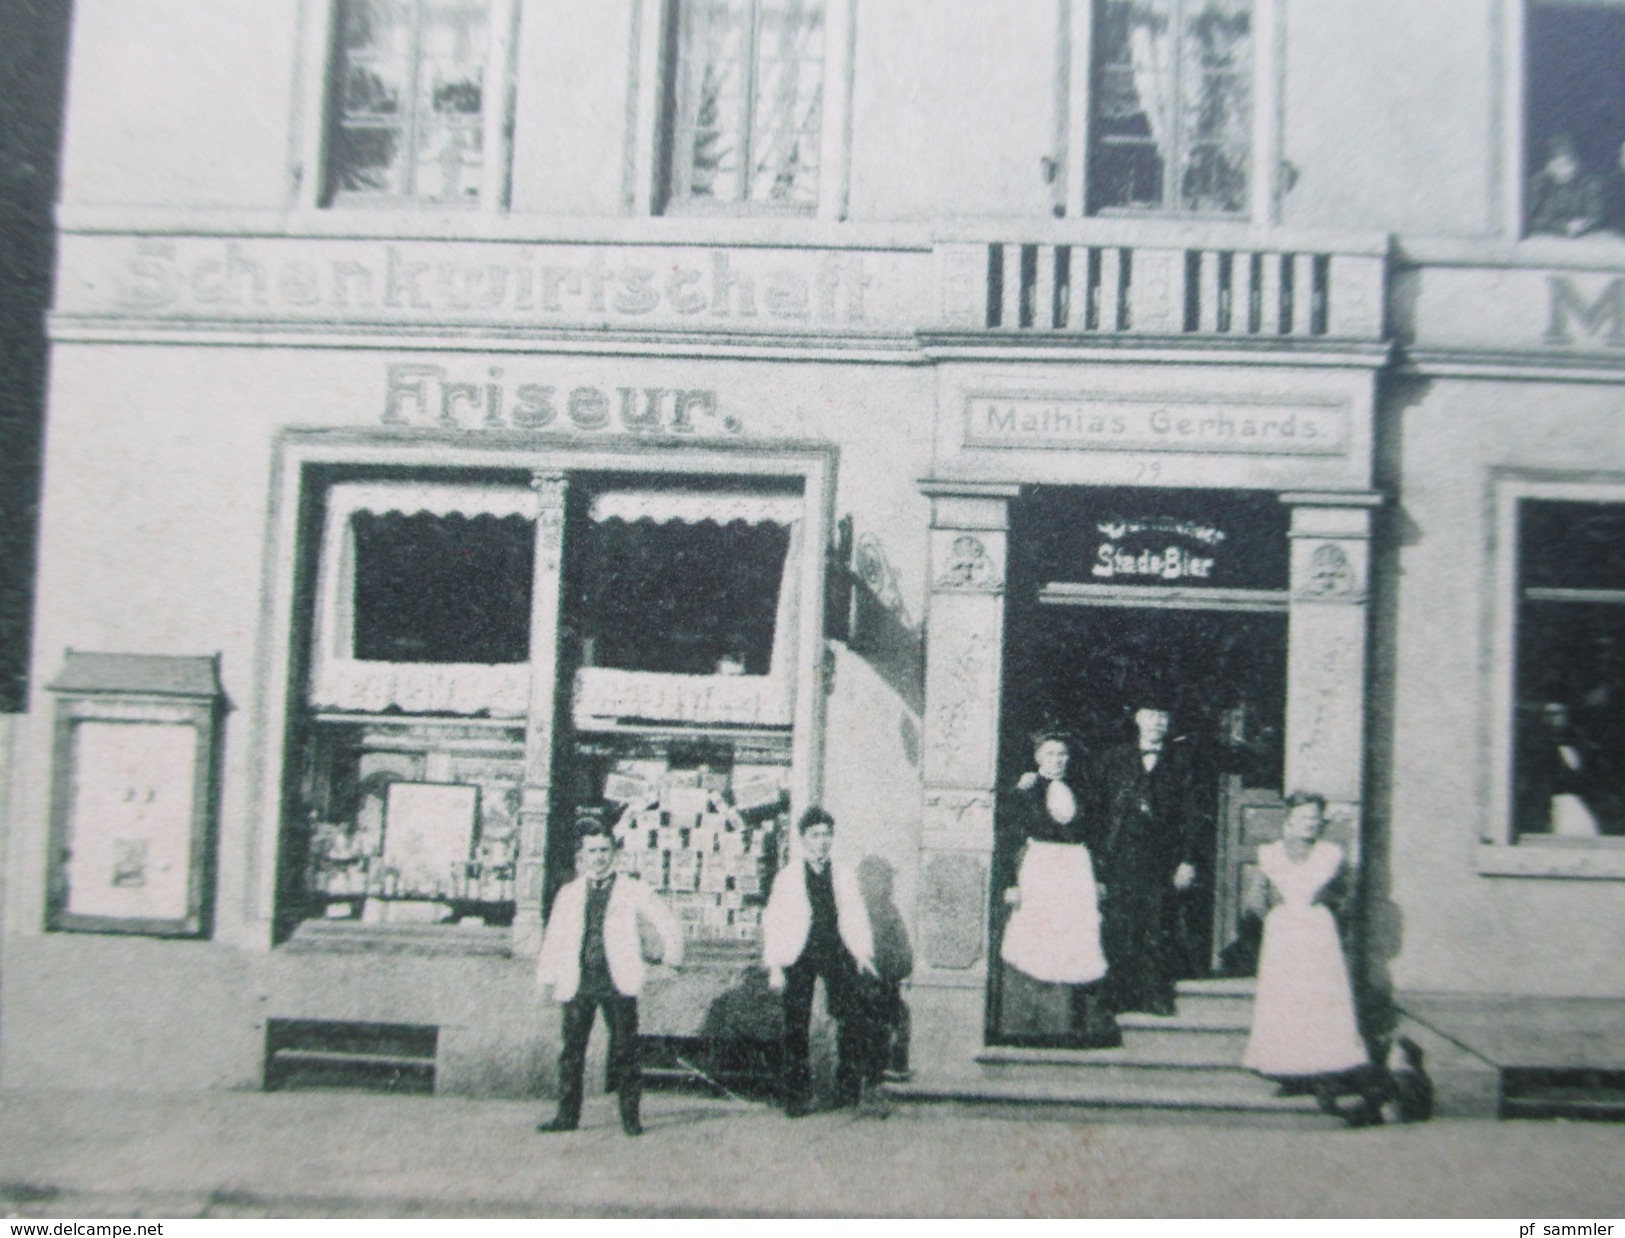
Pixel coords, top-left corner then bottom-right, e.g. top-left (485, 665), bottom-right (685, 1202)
top-left (1546, 275), bottom-right (1625, 345)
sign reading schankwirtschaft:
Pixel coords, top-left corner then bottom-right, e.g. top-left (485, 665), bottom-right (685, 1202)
top-left (964, 392), bottom-right (1350, 455)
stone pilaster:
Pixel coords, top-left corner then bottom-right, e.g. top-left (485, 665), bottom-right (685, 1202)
top-left (1282, 492), bottom-right (1382, 860)
top-left (514, 470), bottom-right (568, 956)
top-left (915, 482), bottom-right (1019, 987)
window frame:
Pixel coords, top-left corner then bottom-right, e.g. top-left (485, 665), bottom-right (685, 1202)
top-left (294, 0), bottom-right (519, 212)
top-left (253, 432), bottom-right (838, 949)
top-left (636, 0), bottom-right (854, 219)
top-left (1510, 0), bottom-right (1625, 241)
top-left (1062, 0), bottom-right (1279, 223)
top-left (1482, 473), bottom-right (1625, 877)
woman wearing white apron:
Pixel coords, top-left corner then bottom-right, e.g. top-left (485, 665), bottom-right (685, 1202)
top-left (1242, 792), bottom-right (1369, 1087)
top-left (998, 735), bottom-right (1116, 1046)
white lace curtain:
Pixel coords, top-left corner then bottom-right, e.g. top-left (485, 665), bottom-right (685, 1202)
top-left (309, 482), bottom-right (805, 726)
top-left (1124, 0), bottom-right (1252, 209)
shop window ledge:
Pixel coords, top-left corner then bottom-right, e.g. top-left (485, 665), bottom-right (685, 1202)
top-left (1476, 841), bottom-right (1625, 880)
top-left (281, 919), bottom-right (513, 956)
top-left (265, 1019), bottom-right (437, 1094)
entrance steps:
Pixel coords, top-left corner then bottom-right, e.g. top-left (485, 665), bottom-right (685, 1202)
top-left (892, 979), bottom-right (1343, 1123)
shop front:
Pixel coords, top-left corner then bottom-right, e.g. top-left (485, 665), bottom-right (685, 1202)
top-left (905, 356), bottom-right (1386, 1080)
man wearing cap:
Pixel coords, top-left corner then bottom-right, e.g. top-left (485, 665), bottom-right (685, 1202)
top-left (535, 814), bottom-right (684, 1136)
top-left (762, 806), bottom-right (882, 1117)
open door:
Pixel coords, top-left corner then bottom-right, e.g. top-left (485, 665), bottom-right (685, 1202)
top-left (1211, 773), bottom-right (1287, 975)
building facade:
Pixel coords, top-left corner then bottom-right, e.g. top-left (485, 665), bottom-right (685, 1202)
top-left (5, 0), bottom-right (1625, 1111)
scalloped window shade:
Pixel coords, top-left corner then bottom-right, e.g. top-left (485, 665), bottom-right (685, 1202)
top-left (310, 483), bottom-right (537, 717)
top-left (574, 488), bottom-right (803, 728)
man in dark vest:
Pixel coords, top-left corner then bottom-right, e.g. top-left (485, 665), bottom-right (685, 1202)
top-left (535, 815), bottom-right (684, 1136)
top-left (762, 806), bottom-right (881, 1117)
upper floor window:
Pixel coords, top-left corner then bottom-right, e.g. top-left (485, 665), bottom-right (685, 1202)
top-left (1088, 0), bottom-right (1253, 217)
top-left (1524, 1), bottom-right (1625, 238)
top-left (664, 0), bottom-right (826, 213)
top-left (326, 0), bottom-right (493, 206)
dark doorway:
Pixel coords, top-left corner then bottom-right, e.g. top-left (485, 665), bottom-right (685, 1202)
top-left (987, 486), bottom-right (1290, 1044)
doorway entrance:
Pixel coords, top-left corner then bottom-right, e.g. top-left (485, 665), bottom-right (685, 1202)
top-left (988, 486), bottom-right (1291, 1044)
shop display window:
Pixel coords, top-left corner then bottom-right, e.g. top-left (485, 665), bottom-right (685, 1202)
top-left (664, 0), bottom-right (826, 213)
top-left (1512, 497), bottom-right (1625, 839)
top-left (574, 736), bottom-right (790, 948)
top-left (296, 721), bottom-right (525, 929)
top-left (570, 489), bottom-right (802, 728)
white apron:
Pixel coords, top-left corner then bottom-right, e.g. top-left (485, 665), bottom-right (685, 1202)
top-left (1000, 839), bottom-right (1108, 985)
top-left (1242, 840), bottom-right (1369, 1077)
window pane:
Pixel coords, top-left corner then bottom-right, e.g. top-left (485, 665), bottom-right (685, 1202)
top-left (341, 0), bottom-right (415, 57)
top-left (1176, 2), bottom-right (1251, 212)
top-left (411, 114), bottom-right (484, 202)
top-left (330, 0), bottom-right (490, 205)
top-left (1514, 600), bottom-right (1625, 837)
top-left (1089, 0), bottom-right (1251, 216)
top-left (581, 520), bottom-right (792, 675)
top-left (748, 0), bottom-right (824, 207)
top-left (671, 0), bottom-right (824, 210)
top-left (1520, 499), bottom-right (1625, 592)
top-left (333, 125), bottom-right (406, 194)
top-left (1090, 0), bottom-right (1174, 210)
top-left (351, 513), bottom-right (534, 664)
top-left (679, 0), bottom-right (752, 202)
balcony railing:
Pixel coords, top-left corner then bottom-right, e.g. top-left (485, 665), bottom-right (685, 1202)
top-left (938, 231), bottom-right (1388, 342)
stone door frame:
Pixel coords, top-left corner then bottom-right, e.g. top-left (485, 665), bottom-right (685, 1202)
top-left (911, 479), bottom-right (1382, 1038)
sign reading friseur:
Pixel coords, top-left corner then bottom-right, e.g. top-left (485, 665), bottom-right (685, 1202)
top-left (964, 391), bottom-right (1351, 455)
top-left (54, 235), bottom-right (925, 332)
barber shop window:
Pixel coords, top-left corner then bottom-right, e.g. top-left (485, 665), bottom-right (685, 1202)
top-left (663, 0), bottom-right (826, 213)
top-left (1524, 1), bottom-right (1625, 238)
top-left (569, 487), bottom-right (803, 728)
top-left (324, 0), bottom-right (501, 206)
top-left (285, 481), bottom-right (537, 940)
top-left (1511, 498), bottom-right (1625, 839)
top-left (1087, 0), bottom-right (1253, 217)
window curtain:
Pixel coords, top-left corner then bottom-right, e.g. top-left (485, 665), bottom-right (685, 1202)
top-left (675, 0), bottom-right (823, 207)
top-left (1116, 0), bottom-right (1251, 212)
top-left (1127, 4), bottom-right (1176, 168)
top-left (310, 482), bottom-right (536, 716)
top-left (573, 491), bottom-right (803, 728)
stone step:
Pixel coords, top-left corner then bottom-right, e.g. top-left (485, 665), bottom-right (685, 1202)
top-left (980, 1039), bottom-right (1246, 1071)
top-left (1177, 977), bottom-right (1257, 997)
top-left (1119, 1005), bottom-right (1253, 1032)
top-left (1166, 978), bottom-right (1258, 1022)
top-left (892, 1065), bottom-right (1335, 1119)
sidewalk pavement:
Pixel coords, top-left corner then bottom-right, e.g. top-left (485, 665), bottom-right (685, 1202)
top-left (1, 1087), bottom-right (1622, 1218)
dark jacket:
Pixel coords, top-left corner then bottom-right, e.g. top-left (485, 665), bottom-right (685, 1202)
top-left (1089, 740), bottom-right (1203, 899)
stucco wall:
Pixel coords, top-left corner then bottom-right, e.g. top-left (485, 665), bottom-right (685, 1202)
top-left (4, 338), bottom-right (935, 1088)
top-left (1381, 376), bottom-right (1625, 996)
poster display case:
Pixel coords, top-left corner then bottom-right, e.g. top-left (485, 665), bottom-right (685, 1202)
top-left (46, 651), bottom-right (225, 937)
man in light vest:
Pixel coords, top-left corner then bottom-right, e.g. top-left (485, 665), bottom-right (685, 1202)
top-left (762, 806), bottom-right (883, 1117)
top-left (535, 814), bottom-right (684, 1136)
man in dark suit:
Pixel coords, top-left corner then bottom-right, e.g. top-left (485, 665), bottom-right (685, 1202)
top-left (1092, 706), bottom-right (1205, 1016)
